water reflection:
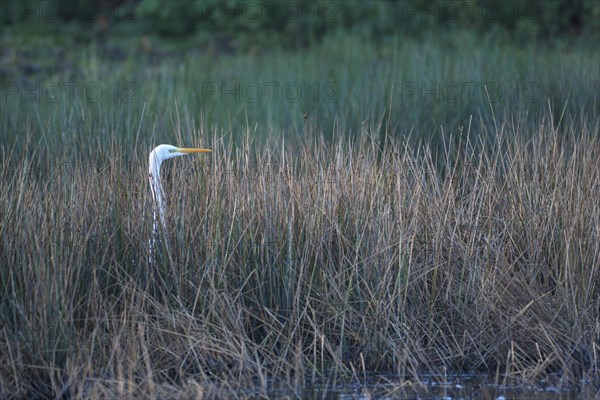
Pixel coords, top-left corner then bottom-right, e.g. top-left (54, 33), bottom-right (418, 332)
top-left (263, 373), bottom-right (585, 400)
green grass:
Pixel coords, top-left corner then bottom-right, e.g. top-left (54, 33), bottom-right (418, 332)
top-left (0, 31), bottom-right (599, 398)
top-left (1, 30), bottom-right (598, 151)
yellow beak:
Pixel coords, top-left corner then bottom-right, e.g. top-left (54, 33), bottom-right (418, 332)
top-left (177, 148), bottom-right (212, 153)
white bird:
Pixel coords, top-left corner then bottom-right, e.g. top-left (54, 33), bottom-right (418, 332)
top-left (149, 144), bottom-right (211, 264)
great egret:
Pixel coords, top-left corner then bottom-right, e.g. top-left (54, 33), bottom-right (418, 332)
top-left (149, 144), bottom-right (211, 264)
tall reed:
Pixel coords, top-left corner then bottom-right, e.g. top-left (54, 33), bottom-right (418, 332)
top-left (1, 111), bottom-right (598, 398)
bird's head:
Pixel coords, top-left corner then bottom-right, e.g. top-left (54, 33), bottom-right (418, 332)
top-left (151, 144), bottom-right (212, 163)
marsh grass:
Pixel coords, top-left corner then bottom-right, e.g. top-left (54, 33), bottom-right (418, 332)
top-left (1, 30), bottom-right (599, 398)
top-left (1, 109), bottom-right (599, 398)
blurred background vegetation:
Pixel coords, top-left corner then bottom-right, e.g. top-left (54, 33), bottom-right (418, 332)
top-left (1, 0), bottom-right (598, 152)
top-left (2, 0), bottom-right (599, 45)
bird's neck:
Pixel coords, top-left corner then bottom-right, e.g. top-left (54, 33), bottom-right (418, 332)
top-left (149, 152), bottom-right (167, 233)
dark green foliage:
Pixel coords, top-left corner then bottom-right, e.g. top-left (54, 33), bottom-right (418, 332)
top-left (2, 0), bottom-right (599, 44)
top-left (133, 0), bottom-right (600, 42)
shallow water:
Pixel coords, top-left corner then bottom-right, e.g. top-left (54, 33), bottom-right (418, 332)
top-left (261, 374), bottom-right (591, 400)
